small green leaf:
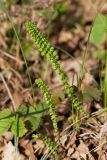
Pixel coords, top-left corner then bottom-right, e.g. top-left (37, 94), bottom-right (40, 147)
top-left (16, 103), bottom-right (48, 132)
top-left (26, 116), bottom-right (42, 131)
top-left (17, 103), bottom-right (48, 117)
top-left (0, 109), bottom-right (13, 135)
top-left (16, 106), bottom-right (28, 117)
top-left (26, 103), bottom-right (48, 131)
top-left (11, 117), bottom-right (25, 137)
top-left (0, 119), bottom-right (13, 135)
top-left (90, 14), bottom-right (106, 47)
top-left (32, 103), bottom-right (48, 117)
top-left (0, 109), bottom-right (12, 119)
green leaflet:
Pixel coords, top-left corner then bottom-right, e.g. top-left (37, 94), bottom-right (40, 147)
top-left (11, 116), bottom-right (25, 137)
top-left (26, 104), bottom-right (48, 131)
top-left (0, 109), bottom-right (13, 135)
top-left (0, 119), bottom-right (13, 135)
top-left (17, 103), bottom-right (48, 132)
top-left (26, 115), bottom-right (41, 131)
top-left (0, 108), bottom-right (12, 119)
top-left (90, 14), bottom-right (107, 47)
top-left (17, 103), bottom-right (48, 117)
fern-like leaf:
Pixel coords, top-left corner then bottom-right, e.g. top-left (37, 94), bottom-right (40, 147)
top-left (35, 79), bottom-right (58, 132)
top-left (25, 21), bottom-right (73, 97)
top-left (33, 133), bottom-right (60, 160)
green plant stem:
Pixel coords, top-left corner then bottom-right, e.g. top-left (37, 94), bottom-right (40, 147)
top-left (98, 61), bottom-right (103, 91)
top-left (79, 1), bottom-right (106, 85)
top-left (14, 114), bottom-right (19, 160)
top-left (33, 133), bottom-right (60, 160)
top-left (104, 33), bottom-right (107, 108)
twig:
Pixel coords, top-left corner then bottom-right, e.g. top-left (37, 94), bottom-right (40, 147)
top-left (0, 73), bottom-right (16, 113)
top-left (0, 49), bottom-right (23, 64)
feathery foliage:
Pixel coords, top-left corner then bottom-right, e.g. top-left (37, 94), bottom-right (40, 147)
top-left (25, 21), bottom-right (73, 97)
top-left (25, 21), bottom-right (83, 126)
top-left (35, 79), bottom-right (58, 132)
top-left (33, 133), bottom-right (60, 160)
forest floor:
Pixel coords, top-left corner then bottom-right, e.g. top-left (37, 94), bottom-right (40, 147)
top-left (0, 0), bottom-right (107, 160)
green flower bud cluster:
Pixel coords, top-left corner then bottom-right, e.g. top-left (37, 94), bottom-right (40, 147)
top-left (72, 96), bottom-right (82, 112)
top-left (33, 133), bottom-right (60, 159)
top-left (25, 21), bottom-right (73, 97)
top-left (35, 79), bottom-right (58, 132)
top-left (34, 133), bottom-right (56, 154)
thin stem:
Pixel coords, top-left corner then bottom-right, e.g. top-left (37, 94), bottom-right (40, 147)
top-left (104, 32), bottom-right (107, 108)
top-left (0, 73), bottom-right (16, 114)
top-left (79, 0), bottom-right (106, 85)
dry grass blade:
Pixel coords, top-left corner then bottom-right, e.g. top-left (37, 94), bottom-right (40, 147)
top-left (0, 49), bottom-right (23, 65)
top-left (0, 73), bottom-right (16, 113)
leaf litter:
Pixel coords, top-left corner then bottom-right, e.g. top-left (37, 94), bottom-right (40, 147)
top-left (0, 0), bottom-right (107, 159)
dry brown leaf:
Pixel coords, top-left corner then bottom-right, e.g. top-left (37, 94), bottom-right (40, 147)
top-left (77, 140), bottom-right (94, 160)
top-left (81, 0), bottom-right (101, 20)
top-left (3, 132), bottom-right (13, 142)
top-left (0, 57), bottom-right (5, 70)
top-left (58, 31), bottom-right (73, 43)
top-left (67, 148), bottom-right (74, 157)
top-left (25, 142), bottom-right (35, 160)
top-left (12, 91), bottom-right (23, 109)
top-left (71, 150), bottom-right (80, 159)
top-left (2, 142), bottom-right (25, 160)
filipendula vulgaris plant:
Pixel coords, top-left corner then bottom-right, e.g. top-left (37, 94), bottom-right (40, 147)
top-left (25, 21), bottom-right (82, 126)
top-left (25, 21), bottom-right (73, 97)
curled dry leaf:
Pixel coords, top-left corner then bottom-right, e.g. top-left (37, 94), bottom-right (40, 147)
top-left (58, 31), bottom-right (73, 43)
top-left (77, 140), bottom-right (94, 160)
